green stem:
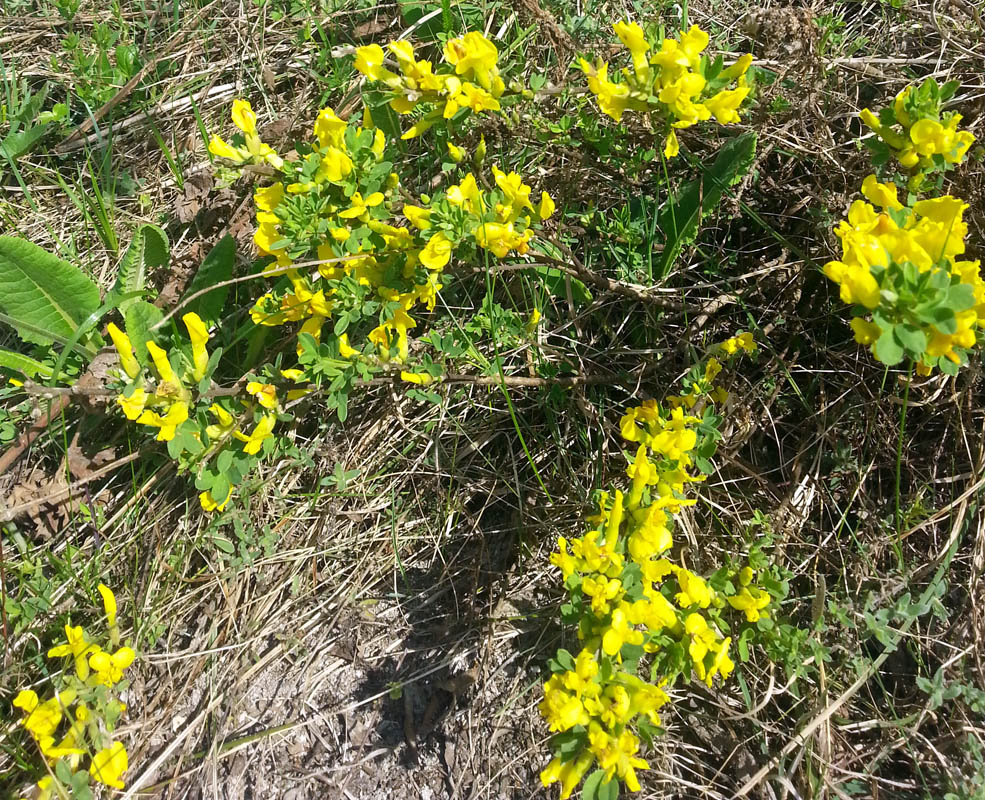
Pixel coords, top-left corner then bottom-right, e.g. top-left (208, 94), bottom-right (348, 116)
top-left (893, 360), bottom-right (913, 567)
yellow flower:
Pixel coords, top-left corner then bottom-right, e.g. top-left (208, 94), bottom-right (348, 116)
top-left (400, 371), bottom-right (434, 385)
top-left (339, 191), bottom-right (385, 220)
top-left (354, 44), bottom-right (392, 82)
top-left (540, 750), bottom-right (595, 799)
top-left (403, 204), bottom-right (432, 230)
top-left (704, 87), bottom-right (750, 124)
top-left (580, 58), bottom-right (634, 122)
top-left (234, 413), bottom-right (276, 455)
top-left (107, 323), bottom-right (140, 379)
top-left (200, 485), bottom-right (234, 512)
top-left (613, 20), bottom-right (650, 71)
top-left (318, 147), bottom-right (354, 183)
top-left (16, 690), bottom-right (77, 740)
top-left (537, 191), bottom-right (555, 221)
top-left (90, 741), bottom-right (128, 789)
top-left (338, 333), bottom-right (359, 359)
top-left (209, 134), bottom-right (245, 163)
top-left (254, 182), bottom-right (284, 213)
top-left (205, 403), bottom-right (236, 440)
top-left (89, 646), bottom-right (136, 686)
top-left (136, 400), bottom-right (189, 442)
top-left (675, 568), bottom-right (714, 608)
top-left (145, 340), bottom-right (179, 387)
top-left (663, 130), bottom-right (680, 158)
top-left (118, 386), bottom-right (149, 420)
top-left (419, 232), bottom-right (452, 270)
top-left (247, 381), bottom-right (279, 410)
top-left (182, 312), bottom-right (210, 382)
top-left (454, 82), bottom-right (501, 113)
top-left (231, 99), bottom-right (257, 135)
top-left (447, 141), bottom-right (466, 162)
top-left (861, 174), bottom-right (903, 211)
top-left (48, 625), bottom-right (98, 680)
top-left (446, 174), bottom-right (483, 214)
top-left (313, 106), bottom-right (347, 150)
top-left (540, 676), bottom-right (590, 732)
top-left (850, 317), bottom-right (880, 345)
top-left (443, 32), bottom-right (498, 87)
top-left (726, 587), bottom-right (771, 622)
top-left (601, 603), bottom-right (644, 655)
top-left (98, 583), bottom-right (117, 629)
top-left (400, 113), bottom-right (441, 140)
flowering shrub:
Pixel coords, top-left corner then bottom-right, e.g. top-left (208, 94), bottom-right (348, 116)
top-left (580, 22), bottom-right (753, 157)
top-left (13, 586), bottom-right (134, 799)
top-left (86, 22), bottom-right (755, 517)
top-left (539, 337), bottom-right (779, 799)
top-left (827, 81), bottom-right (981, 374)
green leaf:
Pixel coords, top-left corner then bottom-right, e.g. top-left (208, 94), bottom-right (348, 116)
top-left (598, 775), bottom-right (619, 800)
top-left (0, 236), bottom-right (100, 347)
top-left (113, 224), bottom-right (168, 314)
top-left (894, 324), bottom-right (927, 355)
top-left (533, 265), bottom-right (593, 305)
top-left (873, 328), bottom-right (904, 365)
top-left (181, 234), bottom-right (235, 325)
top-left (581, 769), bottom-right (607, 800)
top-left (656, 131), bottom-right (757, 279)
top-left (124, 300), bottom-right (163, 364)
top-left (0, 347), bottom-right (55, 380)
top-left (0, 122), bottom-right (52, 160)
top-left (365, 89), bottom-right (403, 146)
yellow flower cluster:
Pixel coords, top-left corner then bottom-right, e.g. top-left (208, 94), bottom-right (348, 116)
top-left (860, 83), bottom-right (975, 176)
top-left (823, 176), bottom-right (983, 373)
top-left (109, 310), bottom-right (280, 512)
top-left (580, 22), bottom-right (753, 157)
top-left (541, 338), bottom-right (771, 798)
top-left (354, 32), bottom-right (507, 138)
top-left (13, 586), bottom-right (132, 798)
top-left (213, 99), bottom-right (553, 368)
top-left (446, 165), bottom-right (556, 259)
top-left (109, 312), bottom-right (209, 442)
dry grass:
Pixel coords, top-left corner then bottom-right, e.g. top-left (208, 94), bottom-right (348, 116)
top-left (2, 0), bottom-right (985, 798)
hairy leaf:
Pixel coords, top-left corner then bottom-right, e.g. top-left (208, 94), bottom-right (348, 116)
top-left (0, 236), bottom-right (100, 347)
top-left (656, 131), bottom-right (758, 279)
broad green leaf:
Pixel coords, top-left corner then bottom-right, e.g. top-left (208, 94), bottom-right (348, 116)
top-left (656, 131), bottom-right (758, 279)
top-left (0, 236), bottom-right (100, 347)
top-left (894, 324), bottom-right (927, 355)
top-left (0, 347), bottom-right (55, 380)
top-left (124, 300), bottom-right (163, 364)
top-left (365, 89), bottom-right (403, 146)
top-left (142, 224), bottom-right (169, 269)
top-left (598, 776), bottom-right (619, 800)
top-left (874, 328), bottom-right (904, 365)
top-left (0, 122), bottom-right (52, 160)
top-left (113, 223), bottom-right (168, 315)
top-left (181, 234), bottom-right (235, 325)
top-left (581, 769), bottom-right (606, 800)
top-left (533, 265), bottom-right (593, 305)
